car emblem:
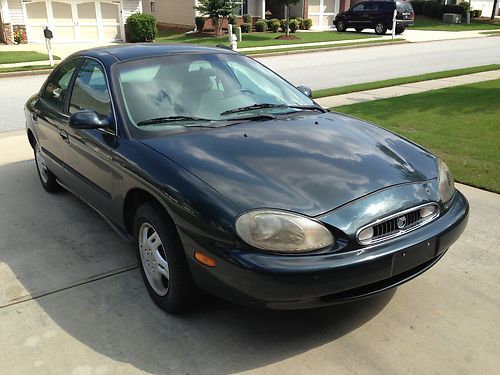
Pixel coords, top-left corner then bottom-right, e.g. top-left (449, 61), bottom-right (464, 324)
top-left (397, 216), bottom-right (407, 229)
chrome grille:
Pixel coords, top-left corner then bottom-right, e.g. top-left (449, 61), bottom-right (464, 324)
top-left (357, 203), bottom-right (439, 246)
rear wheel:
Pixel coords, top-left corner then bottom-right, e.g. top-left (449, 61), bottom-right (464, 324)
top-left (374, 21), bottom-right (387, 35)
top-left (355, 28), bottom-right (364, 32)
top-left (395, 27), bottom-right (406, 35)
top-left (134, 203), bottom-right (200, 313)
top-left (335, 19), bottom-right (347, 32)
top-left (34, 142), bottom-right (61, 193)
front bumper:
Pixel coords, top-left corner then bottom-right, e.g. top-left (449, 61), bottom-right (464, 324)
top-left (180, 190), bottom-right (468, 310)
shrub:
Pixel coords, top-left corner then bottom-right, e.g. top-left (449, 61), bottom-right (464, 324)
top-left (410, 1), bottom-right (425, 14)
top-left (125, 13), bottom-right (157, 42)
top-left (289, 18), bottom-right (300, 33)
top-left (242, 14), bottom-right (252, 23)
top-left (280, 18), bottom-right (288, 32)
top-left (422, 1), bottom-right (442, 19)
top-left (267, 18), bottom-right (279, 30)
top-left (228, 14), bottom-right (237, 25)
top-left (195, 16), bottom-right (206, 32)
top-left (441, 4), bottom-right (467, 17)
top-left (294, 17), bottom-right (304, 29)
top-left (241, 23), bottom-right (251, 33)
top-left (255, 19), bottom-right (267, 32)
top-left (458, 1), bottom-right (470, 12)
top-left (472, 9), bottom-right (482, 17)
top-left (303, 18), bottom-right (313, 30)
top-left (270, 19), bottom-right (281, 32)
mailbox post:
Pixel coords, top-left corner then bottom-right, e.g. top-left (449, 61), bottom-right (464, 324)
top-left (43, 26), bottom-right (54, 67)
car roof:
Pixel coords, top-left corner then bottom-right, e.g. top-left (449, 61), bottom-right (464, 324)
top-left (74, 43), bottom-right (237, 62)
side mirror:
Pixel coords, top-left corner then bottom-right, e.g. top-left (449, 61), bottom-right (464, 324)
top-left (69, 110), bottom-right (110, 130)
top-left (297, 85), bottom-right (313, 99)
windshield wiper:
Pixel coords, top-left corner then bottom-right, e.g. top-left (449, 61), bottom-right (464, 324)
top-left (220, 103), bottom-right (326, 116)
top-left (137, 116), bottom-right (216, 127)
top-left (286, 104), bottom-right (327, 113)
top-left (220, 103), bottom-right (286, 116)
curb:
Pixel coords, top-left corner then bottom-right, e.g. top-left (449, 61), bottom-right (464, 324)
top-left (0, 68), bottom-right (53, 79)
top-left (246, 40), bottom-right (409, 57)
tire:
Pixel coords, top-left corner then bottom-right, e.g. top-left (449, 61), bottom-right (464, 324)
top-left (133, 202), bottom-right (200, 313)
top-left (395, 27), bottom-right (406, 35)
top-left (374, 21), bottom-right (387, 35)
top-left (355, 28), bottom-right (364, 32)
top-left (34, 141), bottom-right (61, 193)
top-left (335, 19), bottom-right (347, 32)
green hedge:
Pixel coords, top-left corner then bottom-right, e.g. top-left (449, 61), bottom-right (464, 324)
top-left (241, 23), bottom-right (251, 33)
top-left (255, 19), bottom-right (267, 32)
top-left (411, 1), bottom-right (468, 19)
top-left (125, 13), bottom-right (157, 42)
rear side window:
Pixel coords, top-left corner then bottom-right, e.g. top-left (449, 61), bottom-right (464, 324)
top-left (364, 2), bottom-right (379, 11)
top-left (379, 2), bottom-right (395, 11)
top-left (41, 59), bottom-right (80, 112)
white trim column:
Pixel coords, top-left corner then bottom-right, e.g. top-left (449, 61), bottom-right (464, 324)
top-left (261, 0), bottom-right (265, 19)
top-left (1, 0), bottom-right (11, 23)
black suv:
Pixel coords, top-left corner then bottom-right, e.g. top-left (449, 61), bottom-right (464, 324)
top-left (334, 0), bottom-right (415, 35)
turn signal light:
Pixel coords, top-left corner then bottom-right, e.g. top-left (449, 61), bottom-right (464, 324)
top-left (194, 252), bottom-right (216, 267)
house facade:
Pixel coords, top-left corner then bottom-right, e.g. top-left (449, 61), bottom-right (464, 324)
top-left (142, 0), bottom-right (351, 30)
top-left (0, 0), bottom-right (142, 44)
top-left (470, 0), bottom-right (500, 18)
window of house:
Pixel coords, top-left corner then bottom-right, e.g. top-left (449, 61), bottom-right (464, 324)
top-left (150, 1), bottom-right (155, 12)
top-left (233, 0), bottom-right (246, 16)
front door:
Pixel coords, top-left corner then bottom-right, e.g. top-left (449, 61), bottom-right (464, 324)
top-left (63, 58), bottom-right (116, 215)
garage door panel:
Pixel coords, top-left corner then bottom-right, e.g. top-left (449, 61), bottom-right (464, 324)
top-left (25, 2), bottom-right (48, 23)
top-left (103, 25), bottom-right (119, 39)
top-left (52, 2), bottom-right (73, 24)
top-left (77, 2), bottom-right (97, 23)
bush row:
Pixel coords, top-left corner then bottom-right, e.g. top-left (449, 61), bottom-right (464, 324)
top-left (410, 1), bottom-right (475, 19)
top-left (201, 14), bottom-right (313, 34)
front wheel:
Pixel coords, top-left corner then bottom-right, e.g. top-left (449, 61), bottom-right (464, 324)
top-left (374, 21), bottom-right (387, 35)
top-left (335, 20), bottom-right (347, 32)
top-left (34, 142), bottom-right (61, 193)
top-left (395, 27), bottom-right (406, 35)
top-left (134, 203), bottom-right (200, 313)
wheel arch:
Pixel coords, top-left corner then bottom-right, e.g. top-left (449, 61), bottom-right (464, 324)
top-left (123, 188), bottom-right (173, 237)
top-left (27, 128), bottom-right (36, 150)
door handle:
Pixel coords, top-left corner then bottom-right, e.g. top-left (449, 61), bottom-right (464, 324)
top-left (59, 129), bottom-right (69, 143)
top-left (32, 113), bottom-right (38, 123)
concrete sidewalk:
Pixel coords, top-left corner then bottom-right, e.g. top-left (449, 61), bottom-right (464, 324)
top-left (0, 130), bottom-right (499, 374)
top-left (316, 69), bottom-right (500, 108)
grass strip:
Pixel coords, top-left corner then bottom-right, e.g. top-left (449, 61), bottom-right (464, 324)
top-left (313, 64), bottom-right (500, 98)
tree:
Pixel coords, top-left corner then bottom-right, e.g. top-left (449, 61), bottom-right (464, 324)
top-left (272, 0), bottom-right (300, 36)
top-left (492, 0), bottom-right (499, 20)
top-left (194, 0), bottom-right (234, 37)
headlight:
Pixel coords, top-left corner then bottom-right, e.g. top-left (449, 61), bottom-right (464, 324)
top-left (437, 159), bottom-right (455, 203)
top-left (235, 210), bottom-right (334, 253)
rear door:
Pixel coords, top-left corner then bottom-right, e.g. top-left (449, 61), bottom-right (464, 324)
top-left (33, 58), bottom-right (82, 180)
top-left (349, 2), bottom-right (367, 26)
top-left (63, 58), bottom-right (116, 216)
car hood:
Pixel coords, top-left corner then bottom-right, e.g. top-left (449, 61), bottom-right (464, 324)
top-left (141, 112), bottom-right (437, 217)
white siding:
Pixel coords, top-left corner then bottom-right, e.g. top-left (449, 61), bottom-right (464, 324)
top-left (470, 0), bottom-right (498, 17)
top-left (7, 0), bottom-right (24, 24)
top-left (144, 0), bottom-right (195, 26)
top-left (122, 0), bottom-right (142, 20)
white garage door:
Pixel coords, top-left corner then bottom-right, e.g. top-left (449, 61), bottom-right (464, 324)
top-left (23, 0), bottom-right (123, 43)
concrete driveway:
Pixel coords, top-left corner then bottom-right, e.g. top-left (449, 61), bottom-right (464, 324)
top-left (0, 130), bottom-right (499, 374)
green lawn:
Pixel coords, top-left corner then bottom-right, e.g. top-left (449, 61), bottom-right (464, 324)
top-left (334, 79), bottom-right (500, 193)
top-left (412, 16), bottom-right (500, 31)
top-left (0, 51), bottom-right (60, 64)
top-left (0, 65), bottom-right (54, 74)
top-left (156, 30), bottom-right (376, 48)
top-left (313, 64), bottom-right (500, 98)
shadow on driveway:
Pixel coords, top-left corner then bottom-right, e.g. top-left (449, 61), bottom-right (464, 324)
top-left (0, 158), bottom-right (395, 374)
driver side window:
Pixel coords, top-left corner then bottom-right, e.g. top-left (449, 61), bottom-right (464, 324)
top-left (41, 59), bottom-right (80, 112)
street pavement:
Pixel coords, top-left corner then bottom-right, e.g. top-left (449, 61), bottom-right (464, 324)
top-left (0, 131), bottom-right (499, 374)
top-left (1, 37), bottom-right (500, 133)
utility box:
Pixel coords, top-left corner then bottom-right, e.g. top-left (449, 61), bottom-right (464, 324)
top-left (442, 13), bottom-right (462, 24)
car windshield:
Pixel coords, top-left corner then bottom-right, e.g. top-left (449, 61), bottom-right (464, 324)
top-left (115, 52), bottom-right (315, 132)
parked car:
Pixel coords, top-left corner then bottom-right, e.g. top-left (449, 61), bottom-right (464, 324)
top-left (25, 45), bottom-right (468, 313)
top-left (334, 0), bottom-right (415, 35)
